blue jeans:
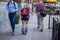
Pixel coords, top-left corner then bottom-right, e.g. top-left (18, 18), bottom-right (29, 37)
top-left (9, 13), bottom-right (16, 32)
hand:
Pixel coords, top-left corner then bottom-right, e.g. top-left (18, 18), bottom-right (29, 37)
top-left (4, 12), bottom-right (6, 17)
top-left (11, 10), bottom-right (16, 13)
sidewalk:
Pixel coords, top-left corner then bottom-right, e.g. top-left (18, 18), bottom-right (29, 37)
top-left (0, 14), bottom-right (52, 40)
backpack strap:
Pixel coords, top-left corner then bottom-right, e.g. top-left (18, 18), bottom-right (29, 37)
top-left (7, 2), bottom-right (16, 9)
top-left (13, 2), bottom-right (16, 9)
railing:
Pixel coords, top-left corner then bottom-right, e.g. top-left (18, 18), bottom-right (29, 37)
top-left (52, 17), bottom-right (60, 40)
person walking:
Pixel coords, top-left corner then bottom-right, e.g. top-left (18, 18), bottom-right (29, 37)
top-left (21, 4), bottom-right (33, 35)
top-left (35, 0), bottom-right (46, 32)
top-left (5, 0), bottom-right (18, 36)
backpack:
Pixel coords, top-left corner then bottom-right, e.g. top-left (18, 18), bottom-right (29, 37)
top-left (40, 9), bottom-right (46, 17)
top-left (39, 4), bottom-right (46, 17)
top-left (7, 2), bottom-right (16, 9)
top-left (21, 8), bottom-right (28, 15)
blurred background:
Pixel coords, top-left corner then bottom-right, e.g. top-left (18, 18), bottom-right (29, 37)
top-left (0, 0), bottom-right (60, 40)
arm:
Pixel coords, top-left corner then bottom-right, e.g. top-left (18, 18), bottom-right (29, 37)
top-left (15, 2), bottom-right (18, 11)
top-left (4, 3), bottom-right (9, 17)
top-left (5, 3), bottom-right (9, 13)
top-left (28, 8), bottom-right (33, 16)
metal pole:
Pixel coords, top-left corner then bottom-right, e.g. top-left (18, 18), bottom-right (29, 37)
top-left (48, 14), bottom-right (51, 29)
top-left (48, 3), bottom-right (51, 29)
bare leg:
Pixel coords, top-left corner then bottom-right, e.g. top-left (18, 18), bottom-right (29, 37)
top-left (26, 21), bottom-right (29, 28)
top-left (22, 20), bottom-right (25, 28)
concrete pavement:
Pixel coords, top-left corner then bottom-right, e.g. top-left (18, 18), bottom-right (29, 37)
top-left (0, 2), bottom-right (52, 40)
top-left (0, 14), bottom-right (52, 40)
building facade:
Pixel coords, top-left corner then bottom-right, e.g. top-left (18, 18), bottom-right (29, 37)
top-left (0, 0), bottom-right (33, 3)
top-left (0, 0), bottom-right (21, 3)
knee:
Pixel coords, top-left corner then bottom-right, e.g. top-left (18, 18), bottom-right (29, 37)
top-left (26, 21), bottom-right (28, 24)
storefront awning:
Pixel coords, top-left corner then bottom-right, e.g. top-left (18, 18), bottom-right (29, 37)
top-left (45, 0), bottom-right (57, 3)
